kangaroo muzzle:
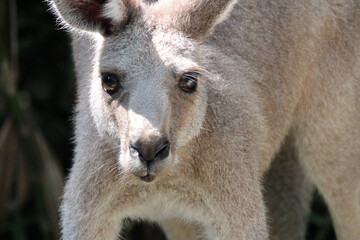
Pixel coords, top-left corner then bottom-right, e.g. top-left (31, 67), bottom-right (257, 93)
top-left (126, 105), bottom-right (171, 182)
top-left (129, 135), bottom-right (170, 163)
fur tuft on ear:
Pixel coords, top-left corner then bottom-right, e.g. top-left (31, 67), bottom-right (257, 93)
top-left (148, 0), bottom-right (238, 41)
top-left (51, 0), bottom-right (128, 35)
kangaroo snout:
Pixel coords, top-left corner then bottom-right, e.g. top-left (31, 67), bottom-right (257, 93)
top-left (129, 136), bottom-right (170, 163)
top-left (126, 127), bottom-right (172, 182)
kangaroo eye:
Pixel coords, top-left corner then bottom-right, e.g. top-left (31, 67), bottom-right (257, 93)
top-left (179, 72), bottom-right (199, 93)
top-left (101, 73), bottom-right (120, 95)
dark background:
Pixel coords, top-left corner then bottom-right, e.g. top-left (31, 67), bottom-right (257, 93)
top-left (0, 0), bottom-right (335, 239)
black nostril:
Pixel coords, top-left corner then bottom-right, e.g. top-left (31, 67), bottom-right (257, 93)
top-left (154, 140), bottom-right (170, 160)
top-left (129, 142), bottom-right (145, 161)
top-left (129, 138), bottom-right (170, 162)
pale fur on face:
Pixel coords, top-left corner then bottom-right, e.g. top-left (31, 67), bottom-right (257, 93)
top-left (90, 23), bottom-right (209, 177)
top-left (102, 0), bottom-right (126, 24)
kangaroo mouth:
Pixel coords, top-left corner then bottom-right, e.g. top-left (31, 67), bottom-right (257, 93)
top-left (140, 173), bottom-right (156, 182)
top-left (126, 150), bottom-right (173, 183)
top-left (130, 163), bottom-right (160, 183)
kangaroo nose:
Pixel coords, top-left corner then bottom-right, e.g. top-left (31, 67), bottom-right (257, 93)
top-left (129, 137), bottom-right (170, 162)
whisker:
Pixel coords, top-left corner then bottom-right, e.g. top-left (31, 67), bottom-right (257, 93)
top-left (101, 145), bottom-right (121, 153)
top-left (89, 155), bottom-right (119, 177)
top-left (101, 150), bottom-right (120, 159)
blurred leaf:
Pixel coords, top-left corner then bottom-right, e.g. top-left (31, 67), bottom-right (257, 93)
top-left (0, 115), bottom-right (64, 239)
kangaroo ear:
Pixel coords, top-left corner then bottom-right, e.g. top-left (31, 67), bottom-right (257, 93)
top-left (51, 0), bottom-right (129, 35)
top-left (149, 0), bottom-right (238, 41)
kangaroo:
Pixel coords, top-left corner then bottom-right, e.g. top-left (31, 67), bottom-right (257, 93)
top-left (50, 0), bottom-right (360, 239)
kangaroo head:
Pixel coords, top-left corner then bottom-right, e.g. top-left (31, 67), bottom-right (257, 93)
top-left (52, 0), bottom-right (237, 182)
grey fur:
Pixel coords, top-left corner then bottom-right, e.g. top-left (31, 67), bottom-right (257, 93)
top-left (50, 0), bottom-right (360, 239)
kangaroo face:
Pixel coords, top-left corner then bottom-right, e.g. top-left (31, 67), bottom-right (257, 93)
top-left (52, 0), bottom-right (235, 182)
top-left (89, 23), bottom-right (208, 182)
